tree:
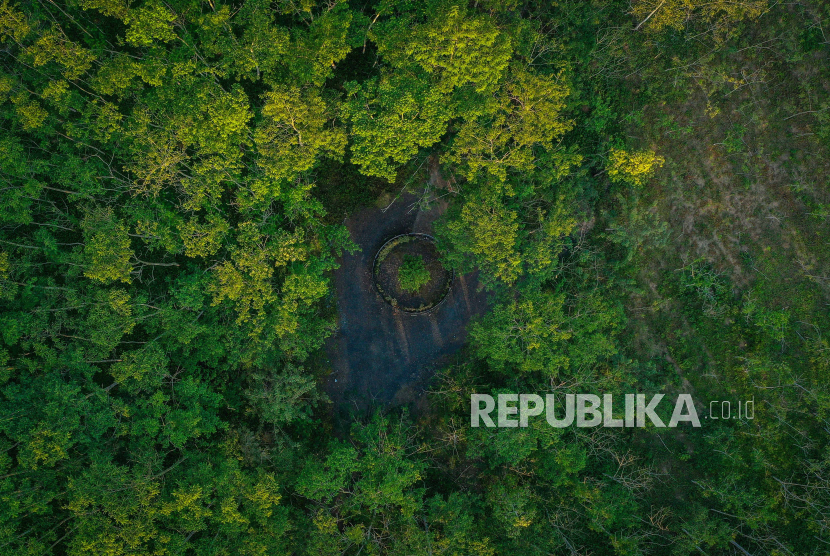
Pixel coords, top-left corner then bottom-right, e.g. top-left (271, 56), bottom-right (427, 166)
top-left (343, 71), bottom-right (452, 181)
top-left (632, 0), bottom-right (768, 42)
top-left (254, 85), bottom-right (346, 184)
top-left (398, 254), bottom-right (431, 293)
top-left (470, 290), bottom-right (572, 375)
top-left (607, 148), bottom-right (664, 188)
top-left (447, 64), bottom-right (574, 183)
top-left (372, 2), bottom-right (512, 94)
top-left (440, 192), bottom-right (523, 284)
top-left (82, 208), bottom-right (134, 285)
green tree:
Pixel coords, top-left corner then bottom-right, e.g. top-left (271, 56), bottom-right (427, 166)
top-left (398, 254), bottom-right (431, 293)
top-left (607, 148), bottom-right (664, 188)
top-left (254, 85), bottom-right (346, 184)
top-left (373, 2), bottom-right (512, 93)
top-left (343, 71), bottom-right (452, 181)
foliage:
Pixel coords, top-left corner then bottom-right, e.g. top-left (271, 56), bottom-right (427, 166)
top-left (343, 71), bottom-right (452, 181)
top-left (372, 3), bottom-right (512, 94)
top-left (632, 0), bottom-right (768, 42)
top-left (607, 148), bottom-right (665, 188)
top-left (397, 254), bottom-right (431, 293)
top-left (0, 0), bottom-right (829, 554)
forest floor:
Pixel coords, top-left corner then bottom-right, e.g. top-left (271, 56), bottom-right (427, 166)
top-left (322, 184), bottom-right (490, 421)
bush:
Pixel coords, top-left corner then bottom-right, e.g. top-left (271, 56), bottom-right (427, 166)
top-left (398, 254), bottom-right (431, 293)
top-left (607, 148), bottom-right (664, 187)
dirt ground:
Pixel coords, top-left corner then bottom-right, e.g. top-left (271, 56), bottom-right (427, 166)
top-left (374, 236), bottom-right (452, 311)
top-left (322, 189), bottom-right (490, 418)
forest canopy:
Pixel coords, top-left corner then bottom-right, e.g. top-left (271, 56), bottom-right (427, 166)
top-left (1, 0), bottom-right (829, 554)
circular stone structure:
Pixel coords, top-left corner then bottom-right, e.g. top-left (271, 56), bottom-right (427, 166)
top-left (372, 233), bottom-right (453, 314)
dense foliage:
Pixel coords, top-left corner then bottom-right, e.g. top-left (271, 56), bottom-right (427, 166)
top-left (0, 0), bottom-right (828, 554)
top-left (397, 254), bottom-right (430, 293)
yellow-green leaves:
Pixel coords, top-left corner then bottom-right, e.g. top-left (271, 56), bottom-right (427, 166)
top-left (0, 72), bottom-right (13, 102)
top-left (77, 0), bottom-right (129, 20)
top-left (248, 473), bottom-right (282, 519)
top-left (161, 485), bottom-right (212, 532)
top-left (208, 222), bottom-right (307, 335)
top-left (445, 196), bottom-right (523, 284)
top-left (255, 86), bottom-right (346, 183)
top-left (297, 413), bottom-right (427, 549)
top-left (360, 5), bottom-right (568, 186)
top-left (0, 250), bottom-right (10, 299)
top-left (124, 83), bottom-right (252, 209)
top-left (124, 1), bottom-right (177, 47)
top-left (374, 4), bottom-right (512, 93)
top-left (200, 2), bottom-right (289, 82)
top-left (296, 442), bottom-right (359, 502)
top-left (273, 270), bottom-right (329, 343)
top-left (93, 54), bottom-right (139, 97)
top-left (110, 345), bottom-right (168, 392)
top-left (193, 85), bottom-right (252, 148)
top-left (83, 99), bottom-right (125, 143)
top-left (486, 477), bottom-right (536, 538)
top-left (503, 67), bottom-right (572, 150)
top-left (448, 65), bottom-right (573, 183)
top-left (87, 289), bottom-right (137, 356)
top-left (178, 214), bottom-right (229, 258)
top-left (607, 147), bottom-right (664, 187)
top-left (18, 425), bottom-right (71, 470)
top-left (10, 91), bottom-right (46, 130)
top-left (65, 459), bottom-right (287, 554)
top-left (633, 0), bottom-right (768, 42)
top-left (0, 0), bottom-right (29, 43)
top-left (210, 253), bottom-right (277, 332)
top-left (83, 208), bottom-right (134, 284)
top-left (124, 114), bottom-right (188, 198)
top-left (524, 200), bottom-right (578, 278)
top-left (289, 4), bottom-right (354, 86)
top-left (24, 30), bottom-right (96, 80)
top-left (344, 73), bottom-right (452, 181)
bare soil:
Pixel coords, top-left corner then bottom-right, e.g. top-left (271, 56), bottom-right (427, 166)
top-left (322, 188), bottom-right (490, 420)
top-left (374, 235), bottom-right (453, 312)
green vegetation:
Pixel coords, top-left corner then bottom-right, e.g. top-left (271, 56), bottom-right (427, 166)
top-left (0, 0), bottom-right (829, 554)
top-left (397, 254), bottom-right (431, 293)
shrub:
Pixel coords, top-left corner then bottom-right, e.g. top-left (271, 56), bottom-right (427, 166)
top-left (398, 254), bottom-right (431, 293)
top-left (607, 148), bottom-right (665, 187)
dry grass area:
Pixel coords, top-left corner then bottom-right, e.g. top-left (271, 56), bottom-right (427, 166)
top-left (611, 54), bottom-right (830, 392)
top-left (630, 79), bottom-right (830, 298)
